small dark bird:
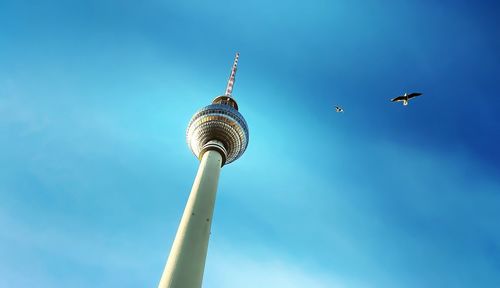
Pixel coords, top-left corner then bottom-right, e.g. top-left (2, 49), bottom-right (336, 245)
top-left (335, 106), bottom-right (344, 113)
top-left (391, 92), bottom-right (423, 106)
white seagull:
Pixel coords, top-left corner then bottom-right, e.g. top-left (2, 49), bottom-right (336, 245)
top-left (334, 106), bottom-right (344, 113)
top-left (391, 92), bottom-right (423, 106)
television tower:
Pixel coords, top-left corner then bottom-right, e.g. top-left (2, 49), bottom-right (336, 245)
top-left (158, 53), bottom-right (249, 288)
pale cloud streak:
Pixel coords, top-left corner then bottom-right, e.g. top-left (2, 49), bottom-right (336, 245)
top-left (203, 243), bottom-right (368, 288)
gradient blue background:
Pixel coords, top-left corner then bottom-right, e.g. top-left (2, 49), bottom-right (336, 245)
top-left (1, 0), bottom-right (499, 287)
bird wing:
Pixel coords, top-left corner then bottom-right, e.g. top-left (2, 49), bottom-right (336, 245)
top-left (407, 92), bottom-right (422, 99)
top-left (391, 96), bottom-right (405, 102)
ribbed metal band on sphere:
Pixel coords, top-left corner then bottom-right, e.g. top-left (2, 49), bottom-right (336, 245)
top-left (186, 98), bottom-right (249, 166)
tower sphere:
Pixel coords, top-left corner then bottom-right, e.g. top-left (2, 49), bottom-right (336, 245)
top-left (186, 95), bottom-right (249, 166)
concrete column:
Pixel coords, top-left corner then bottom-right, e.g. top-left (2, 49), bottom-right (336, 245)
top-left (158, 150), bottom-right (223, 288)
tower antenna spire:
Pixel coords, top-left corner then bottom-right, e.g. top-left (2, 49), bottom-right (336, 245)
top-left (224, 52), bottom-right (239, 96)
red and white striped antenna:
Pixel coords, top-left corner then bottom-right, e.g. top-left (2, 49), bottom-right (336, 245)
top-left (224, 52), bottom-right (239, 96)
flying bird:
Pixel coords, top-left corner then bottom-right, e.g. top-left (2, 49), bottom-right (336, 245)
top-left (334, 106), bottom-right (344, 113)
top-left (391, 92), bottom-right (423, 106)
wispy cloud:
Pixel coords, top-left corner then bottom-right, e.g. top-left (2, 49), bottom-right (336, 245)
top-left (0, 81), bottom-right (51, 135)
top-left (203, 242), bottom-right (369, 288)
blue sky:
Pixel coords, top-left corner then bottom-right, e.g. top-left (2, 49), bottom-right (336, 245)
top-left (1, 0), bottom-right (499, 287)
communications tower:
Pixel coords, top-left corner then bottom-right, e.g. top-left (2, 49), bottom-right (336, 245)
top-left (158, 53), bottom-right (249, 288)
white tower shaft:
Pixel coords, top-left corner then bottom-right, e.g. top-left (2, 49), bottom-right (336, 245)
top-left (158, 150), bottom-right (223, 288)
